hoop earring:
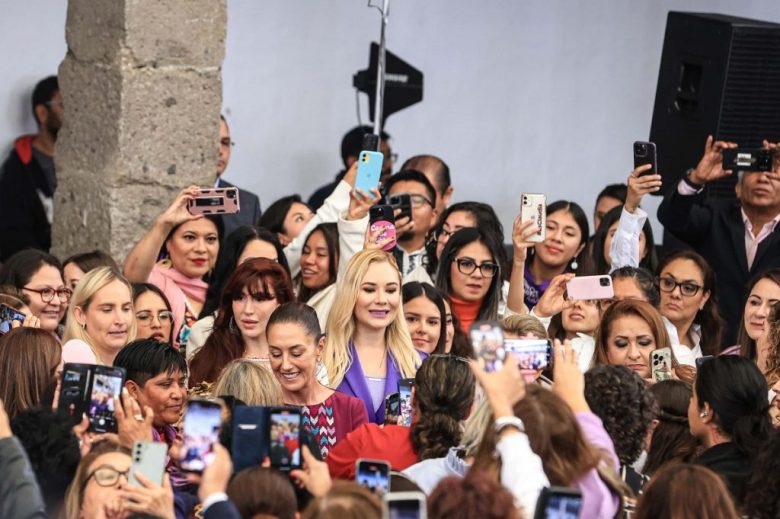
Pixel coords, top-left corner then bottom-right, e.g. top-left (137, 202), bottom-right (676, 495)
top-left (229, 316), bottom-right (240, 335)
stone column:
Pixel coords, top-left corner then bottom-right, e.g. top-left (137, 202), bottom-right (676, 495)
top-left (52, 0), bottom-right (226, 262)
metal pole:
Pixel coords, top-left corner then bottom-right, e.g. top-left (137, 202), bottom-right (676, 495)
top-left (372, 0), bottom-right (390, 138)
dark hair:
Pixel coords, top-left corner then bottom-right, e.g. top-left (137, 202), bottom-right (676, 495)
top-left (11, 407), bottom-right (81, 516)
top-left (227, 466), bottom-right (297, 519)
top-left (201, 226), bottom-right (289, 318)
top-left (643, 380), bottom-right (698, 477)
top-left (260, 195), bottom-right (309, 236)
top-left (580, 205), bottom-right (657, 276)
top-left (411, 355), bottom-right (475, 460)
top-left (529, 200), bottom-right (589, 273)
top-left (31, 76), bottom-right (59, 124)
top-left (596, 184), bottom-right (628, 206)
top-left (736, 268), bottom-right (780, 361)
top-left (695, 356), bottom-right (771, 458)
top-left (0, 328), bottom-right (61, 419)
top-left (340, 125), bottom-right (390, 167)
top-left (401, 154), bottom-right (451, 195)
top-left (267, 302), bottom-right (321, 340)
top-left (584, 365), bottom-right (657, 465)
top-left (610, 266), bottom-right (661, 307)
top-left (297, 223), bottom-right (339, 303)
top-left (744, 428), bottom-right (780, 519)
top-left (656, 250), bottom-right (725, 355)
top-left (131, 283), bottom-right (174, 346)
top-left (189, 258), bottom-right (295, 385)
top-left (63, 250), bottom-right (118, 275)
top-left (0, 249), bottom-right (62, 288)
top-left (302, 481), bottom-right (382, 519)
top-left (402, 282), bottom-right (447, 354)
top-left (427, 472), bottom-right (520, 519)
top-left (436, 228), bottom-right (503, 323)
top-left (162, 215), bottom-right (224, 270)
top-left (382, 169), bottom-right (437, 210)
top-left (113, 338), bottom-right (187, 388)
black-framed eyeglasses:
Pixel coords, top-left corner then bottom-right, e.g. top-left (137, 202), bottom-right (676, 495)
top-left (408, 193), bottom-right (434, 209)
top-left (454, 258), bottom-right (499, 278)
top-left (82, 465), bottom-right (130, 490)
top-left (135, 310), bottom-right (174, 323)
top-left (23, 286), bottom-right (72, 303)
top-left (435, 228), bottom-right (456, 242)
top-left (657, 277), bottom-right (703, 297)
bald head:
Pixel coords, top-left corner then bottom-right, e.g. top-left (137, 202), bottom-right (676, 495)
top-left (401, 154), bottom-right (452, 214)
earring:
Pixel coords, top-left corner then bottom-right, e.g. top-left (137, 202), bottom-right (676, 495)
top-left (570, 258), bottom-right (578, 270)
top-left (229, 316), bottom-right (240, 335)
top-left (80, 322), bottom-right (86, 331)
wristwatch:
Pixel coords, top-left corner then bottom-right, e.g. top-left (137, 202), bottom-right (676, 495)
top-left (494, 416), bottom-right (525, 434)
top-left (683, 168), bottom-right (704, 189)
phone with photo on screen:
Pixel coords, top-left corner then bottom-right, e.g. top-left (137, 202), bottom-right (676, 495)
top-left (470, 321), bottom-right (505, 373)
top-left (180, 399), bottom-right (223, 473)
top-left (187, 187), bottom-right (240, 215)
top-left (88, 366), bottom-right (126, 433)
top-left (533, 486), bottom-right (583, 519)
top-left (356, 458), bottom-right (390, 496)
top-left (504, 338), bottom-right (552, 372)
top-left (268, 407), bottom-right (302, 470)
top-left (520, 193), bottom-right (546, 243)
top-left (383, 491), bottom-right (427, 519)
top-left (398, 379), bottom-right (414, 427)
top-left (0, 303), bottom-right (25, 335)
top-left (384, 392), bottom-right (401, 425)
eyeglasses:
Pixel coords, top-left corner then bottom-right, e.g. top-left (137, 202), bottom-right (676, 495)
top-left (435, 228), bottom-right (456, 242)
top-left (82, 465), bottom-right (130, 490)
top-left (657, 277), bottom-right (703, 297)
top-left (220, 138), bottom-right (235, 149)
top-left (23, 286), bottom-right (72, 303)
top-left (409, 194), bottom-right (434, 209)
top-left (383, 152), bottom-right (399, 164)
top-left (454, 258), bottom-right (499, 278)
top-left (136, 310), bottom-right (174, 323)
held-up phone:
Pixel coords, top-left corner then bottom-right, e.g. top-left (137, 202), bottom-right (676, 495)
top-left (187, 187), bottom-right (240, 215)
top-left (384, 392), bottom-right (400, 426)
top-left (722, 148), bottom-right (773, 172)
top-left (695, 355), bottom-right (714, 369)
top-left (88, 366), bottom-right (127, 433)
top-left (0, 303), bottom-right (25, 335)
top-left (180, 399), bottom-right (223, 473)
top-left (633, 141), bottom-right (658, 176)
top-left (470, 321), bottom-right (505, 373)
top-left (651, 348), bottom-right (673, 382)
top-left (58, 363), bottom-right (93, 426)
top-left (383, 492), bottom-right (427, 519)
top-left (533, 486), bottom-right (584, 519)
top-left (398, 379), bottom-right (414, 427)
top-left (231, 406), bottom-right (269, 472)
top-left (355, 150), bottom-right (385, 195)
top-left (520, 193), bottom-right (547, 243)
top-left (129, 441), bottom-right (168, 487)
top-left (268, 407), bottom-right (302, 470)
top-left (504, 339), bottom-right (552, 372)
top-left (565, 275), bottom-right (614, 300)
top-left (387, 193), bottom-right (413, 222)
top-left (369, 204), bottom-right (397, 251)
top-left (356, 458), bottom-right (390, 496)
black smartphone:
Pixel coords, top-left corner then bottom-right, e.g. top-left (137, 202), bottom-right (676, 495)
top-left (695, 355), bottom-right (714, 369)
top-left (384, 392), bottom-right (400, 426)
top-left (88, 366), bottom-right (126, 433)
top-left (387, 193), bottom-right (413, 222)
top-left (633, 141), bottom-right (658, 176)
top-left (268, 407), bottom-right (302, 470)
top-left (398, 379), bottom-right (414, 427)
top-left (0, 303), bottom-right (25, 335)
top-left (504, 338), bottom-right (552, 371)
top-left (356, 458), bottom-right (390, 496)
top-left (59, 363), bottom-right (93, 426)
top-left (231, 406), bottom-right (269, 472)
top-left (722, 148), bottom-right (773, 172)
top-left (369, 204), bottom-right (397, 251)
top-left (180, 399), bottom-right (223, 472)
top-left (534, 486), bottom-right (584, 519)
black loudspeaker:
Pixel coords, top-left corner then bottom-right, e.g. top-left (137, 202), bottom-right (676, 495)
top-left (650, 12), bottom-right (780, 200)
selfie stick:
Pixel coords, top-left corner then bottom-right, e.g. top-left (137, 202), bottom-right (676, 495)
top-left (372, 0), bottom-right (390, 138)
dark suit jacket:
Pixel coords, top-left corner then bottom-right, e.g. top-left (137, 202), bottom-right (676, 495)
top-left (203, 499), bottom-right (241, 519)
top-left (657, 188), bottom-right (780, 345)
top-left (216, 178), bottom-right (262, 238)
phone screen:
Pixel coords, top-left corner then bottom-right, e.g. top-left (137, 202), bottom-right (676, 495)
top-left (504, 339), bottom-right (551, 371)
top-left (0, 304), bottom-right (25, 335)
top-left (356, 459), bottom-right (390, 496)
top-left (543, 492), bottom-right (583, 519)
top-left (387, 498), bottom-right (424, 519)
top-left (398, 379), bottom-right (414, 427)
top-left (384, 392), bottom-right (400, 425)
top-left (88, 368), bottom-right (124, 433)
top-left (180, 400), bottom-right (223, 472)
top-left (269, 409), bottom-right (301, 469)
top-left (470, 322), bottom-right (505, 372)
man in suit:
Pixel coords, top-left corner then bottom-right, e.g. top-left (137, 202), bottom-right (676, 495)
top-left (658, 135), bottom-right (780, 346)
top-left (216, 115), bottom-right (262, 237)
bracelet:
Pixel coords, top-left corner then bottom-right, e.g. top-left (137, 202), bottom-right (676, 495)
top-left (494, 416), bottom-right (525, 434)
top-left (683, 168), bottom-right (704, 189)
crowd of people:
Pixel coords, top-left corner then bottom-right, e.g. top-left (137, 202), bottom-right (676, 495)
top-left (0, 74), bottom-right (779, 519)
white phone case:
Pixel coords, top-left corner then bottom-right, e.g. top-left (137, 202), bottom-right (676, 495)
top-left (520, 193), bottom-right (546, 243)
top-left (651, 348), bottom-right (673, 382)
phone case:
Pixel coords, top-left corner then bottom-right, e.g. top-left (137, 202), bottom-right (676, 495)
top-left (369, 204), bottom-right (397, 252)
top-left (181, 399), bottom-right (223, 472)
top-left (383, 393), bottom-right (400, 425)
top-left (387, 193), bottom-right (412, 222)
top-left (231, 406), bottom-right (270, 472)
top-left (188, 187), bottom-right (240, 215)
top-left (722, 148), bottom-right (773, 172)
top-left (520, 193), bottom-right (546, 243)
top-left (651, 348), bottom-right (673, 382)
top-left (565, 275), bottom-right (614, 300)
top-left (383, 492), bottom-right (427, 519)
top-left (398, 379), bottom-right (414, 427)
top-left (633, 141), bottom-right (658, 176)
top-left (0, 304), bottom-right (26, 335)
top-left (129, 441), bottom-right (168, 487)
top-left (59, 363), bottom-right (93, 426)
top-left (470, 321), bottom-right (505, 373)
top-left (355, 151), bottom-right (384, 194)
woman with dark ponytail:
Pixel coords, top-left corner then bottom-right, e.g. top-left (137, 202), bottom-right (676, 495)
top-left (689, 356), bottom-right (772, 506)
top-left (326, 355), bottom-right (475, 478)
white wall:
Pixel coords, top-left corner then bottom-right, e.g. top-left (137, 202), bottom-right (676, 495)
top-left (2, 0), bottom-right (780, 241)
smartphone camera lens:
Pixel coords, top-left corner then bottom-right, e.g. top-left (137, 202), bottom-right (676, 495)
top-left (227, 190), bottom-right (236, 199)
top-left (599, 278), bottom-right (610, 287)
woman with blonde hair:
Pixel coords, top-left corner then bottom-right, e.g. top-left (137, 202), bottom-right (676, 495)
top-left (61, 266), bottom-right (137, 366)
top-left (212, 358), bottom-right (284, 406)
top-left (324, 249), bottom-right (423, 423)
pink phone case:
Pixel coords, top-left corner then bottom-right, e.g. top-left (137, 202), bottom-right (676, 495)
top-left (565, 275), bottom-right (614, 300)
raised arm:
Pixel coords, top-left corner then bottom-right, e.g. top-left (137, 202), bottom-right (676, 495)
top-left (506, 214), bottom-right (540, 315)
top-left (609, 164), bottom-right (660, 271)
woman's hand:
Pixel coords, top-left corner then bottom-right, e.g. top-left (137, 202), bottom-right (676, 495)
top-left (363, 223), bottom-right (395, 251)
top-left (347, 187), bottom-right (381, 221)
top-left (156, 186), bottom-right (202, 229)
top-left (469, 354), bottom-right (526, 419)
top-left (121, 472), bottom-right (175, 519)
top-left (10, 313), bottom-right (39, 329)
top-left (625, 165), bottom-right (662, 214)
top-left (552, 340), bottom-right (589, 413)
top-left (512, 215), bottom-right (539, 265)
top-left (533, 273), bottom-right (575, 318)
top-left (290, 445), bottom-right (333, 498)
top-left (674, 364), bottom-right (696, 385)
top-left (198, 444), bottom-right (233, 502)
top-left (115, 389), bottom-right (154, 448)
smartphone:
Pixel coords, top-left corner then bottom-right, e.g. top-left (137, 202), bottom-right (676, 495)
top-left (268, 407), bottom-right (302, 470)
top-left (387, 193), bottom-right (413, 222)
top-left (651, 347), bottom-right (673, 382)
top-left (180, 399), bottom-right (223, 472)
top-left (88, 366), bottom-right (126, 433)
top-left (504, 339), bottom-right (552, 371)
top-left (384, 392), bottom-right (400, 426)
top-left (129, 441), bottom-right (168, 487)
top-left (533, 486), bottom-right (583, 519)
top-left (0, 303), bottom-right (25, 335)
top-left (59, 363), bottom-right (93, 426)
top-left (398, 379), bottom-right (414, 427)
top-left (520, 193), bottom-right (547, 243)
top-left (722, 148), bottom-right (773, 172)
top-left (231, 406), bottom-right (269, 472)
top-left (565, 275), bottom-right (614, 300)
top-left (695, 355), bottom-right (714, 369)
top-left (369, 204), bottom-right (397, 252)
top-left (355, 150), bottom-right (384, 195)
top-left (383, 492), bottom-right (427, 519)
top-left (188, 187), bottom-right (240, 215)
top-left (356, 459), bottom-right (391, 496)
top-left (633, 141), bottom-right (658, 176)
top-left (470, 321), bottom-right (505, 373)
